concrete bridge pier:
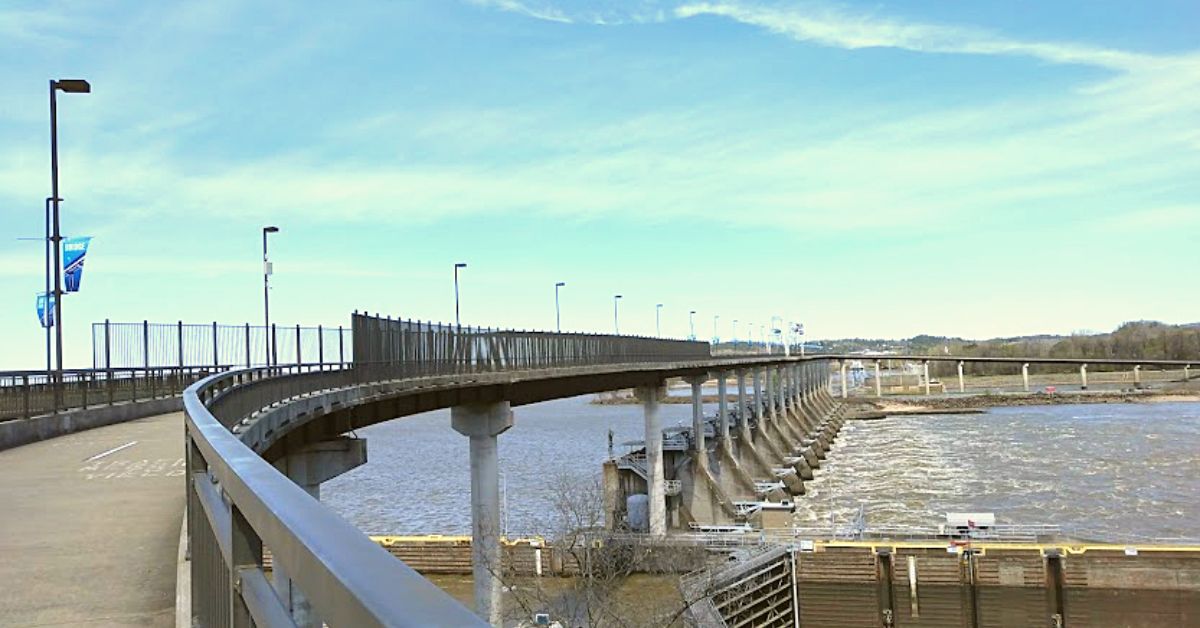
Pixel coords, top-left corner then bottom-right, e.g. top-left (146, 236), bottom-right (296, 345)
top-left (635, 386), bottom-right (668, 537)
top-left (773, 367), bottom-right (802, 448)
top-left (452, 401), bottom-right (514, 626)
top-left (272, 437), bottom-right (368, 627)
top-left (1134, 365), bottom-right (1142, 389)
top-left (728, 369), bottom-right (771, 492)
top-left (685, 375), bottom-right (735, 525)
top-left (840, 361), bottom-right (849, 399)
top-left (1080, 364), bottom-right (1089, 390)
top-left (719, 369), bottom-right (759, 495)
top-left (875, 361), bottom-right (882, 397)
top-left (923, 360), bottom-right (931, 396)
top-left (717, 371), bottom-right (730, 444)
top-left (957, 361), bottom-right (965, 393)
top-left (734, 369), bottom-right (748, 458)
top-left (759, 368), bottom-right (788, 460)
top-left (1023, 363), bottom-right (1030, 392)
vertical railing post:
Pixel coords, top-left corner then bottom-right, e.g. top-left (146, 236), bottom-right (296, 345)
top-left (318, 324), bottom-right (325, 368)
top-left (295, 324), bottom-right (302, 366)
top-left (244, 323), bottom-right (251, 368)
top-left (178, 320), bottom-right (185, 369)
top-left (338, 325), bottom-right (345, 365)
top-left (81, 370), bottom-right (89, 409)
top-left (143, 320), bottom-right (150, 371)
top-left (271, 323), bottom-right (278, 370)
top-left (22, 374), bottom-right (30, 419)
top-left (104, 318), bottom-right (111, 370)
top-left (212, 321), bottom-right (219, 368)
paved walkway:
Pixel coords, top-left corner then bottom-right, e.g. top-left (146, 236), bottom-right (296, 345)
top-left (0, 413), bottom-right (184, 627)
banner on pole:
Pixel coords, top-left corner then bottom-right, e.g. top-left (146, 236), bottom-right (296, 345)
top-left (37, 292), bottom-right (55, 328)
top-left (63, 236), bottom-right (92, 292)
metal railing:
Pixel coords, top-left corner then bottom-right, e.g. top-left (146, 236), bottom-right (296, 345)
top-left (184, 314), bottom-right (717, 626)
top-left (92, 319), bottom-right (352, 369)
top-left (0, 366), bottom-right (226, 421)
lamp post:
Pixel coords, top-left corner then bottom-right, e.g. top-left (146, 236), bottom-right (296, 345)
top-left (555, 282), bottom-right (565, 332)
top-left (656, 303), bottom-right (663, 338)
top-left (453, 262), bottom-right (467, 326)
top-left (262, 226), bottom-right (279, 366)
top-left (48, 78), bottom-right (89, 402)
top-left (732, 319), bottom-right (739, 345)
top-left (613, 295), bottom-right (622, 334)
top-left (688, 310), bottom-right (696, 341)
top-left (713, 315), bottom-right (720, 345)
top-left (43, 196), bottom-right (59, 377)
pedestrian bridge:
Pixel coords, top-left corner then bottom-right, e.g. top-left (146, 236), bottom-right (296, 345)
top-left (1, 312), bottom-right (1195, 627)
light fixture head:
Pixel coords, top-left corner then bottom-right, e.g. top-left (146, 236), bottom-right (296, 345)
top-left (55, 79), bottom-right (91, 93)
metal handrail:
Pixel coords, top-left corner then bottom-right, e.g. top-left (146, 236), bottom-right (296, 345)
top-left (183, 316), bottom-right (789, 626)
top-left (185, 366), bottom-right (486, 627)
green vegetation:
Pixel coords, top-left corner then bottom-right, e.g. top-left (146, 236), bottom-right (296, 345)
top-left (821, 321), bottom-right (1200, 376)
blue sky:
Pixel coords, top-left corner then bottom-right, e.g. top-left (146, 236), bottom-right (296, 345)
top-left (2, 0), bottom-right (1198, 368)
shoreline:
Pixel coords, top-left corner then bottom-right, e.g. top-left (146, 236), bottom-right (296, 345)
top-left (591, 389), bottom-right (1200, 414)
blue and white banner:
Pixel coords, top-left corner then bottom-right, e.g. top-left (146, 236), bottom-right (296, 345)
top-left (37, 292), bottom-right (55, 328)
top-left (63, 236), bottom-right (92, 293)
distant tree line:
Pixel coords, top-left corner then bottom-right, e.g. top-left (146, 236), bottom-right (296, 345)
top-left (823, 321), bottom-right (1200, 377)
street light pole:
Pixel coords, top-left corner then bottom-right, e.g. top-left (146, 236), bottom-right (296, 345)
top-left (555, 282), bottom-right (565, 332)
top-left (733, 319), bottom-right (739, 345)
top-left (656, 303), bottom-right (663, 338)
top-left (43, 196), bottom-right (57, 378)
top-left (262, 226), bottom-right (279, 366)
top-left (713, 315), bottom-right (720, 345)
top-left (454, 262), bottom-right (467, 326)
top-left (613, 295), bottom-right (622, 335)
top-left (49, 78), bottom-right (89, 404)
top-left (688, 310), bottom-right (696, 341)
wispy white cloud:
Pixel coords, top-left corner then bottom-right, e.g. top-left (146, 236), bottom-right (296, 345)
top-left (672, 2), bottom-right (1156, 71)
top-left (469, 0), bottom-right (1160, 71)
top-left (468, 0), bottom-right (574, 24)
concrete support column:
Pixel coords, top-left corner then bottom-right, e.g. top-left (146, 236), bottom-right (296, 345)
top-left (923, 361), bottom-right (931, 396)
top-left (840, 361), bottom-right (848, 399)
top-left (957, 361), bottom-right (965, 393)
top-left (753, 369), bottom-right (764, 423)
top-left (688, 376), bottom-right (707, 461)
top-left (1080, 364), bottom-right (1089, 390)
top-left (272, 437), bottom-right (367, 628)
top-left (1134, 365), bottom-right (1141, 388)
top-left (875, 361), bottom-right (882, 397)
top-left (1022, 363), bottom-right (1030, 392)
top-left (636, 386), bottom-right (667, 537)
top-left (716, 371), bottom-right (729, 441)
top-left (736, 370), bottom-right (747, 435)
top-left (452, 402), bottom-right (514, 626)
top-left (792, 366), bottom-right (802, 409)
top-left (774, 367), bottom-right (785, 418)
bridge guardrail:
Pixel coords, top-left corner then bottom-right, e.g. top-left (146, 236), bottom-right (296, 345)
top-left (184, 317), bottom-right (717, 626)
top-left (0, 366), bottom-right (231, 421)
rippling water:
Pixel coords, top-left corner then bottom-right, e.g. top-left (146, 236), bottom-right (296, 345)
top-left (798, 402), bottom-right (1200, 541)
top-left (324, 398), bottom-right (1200, 541)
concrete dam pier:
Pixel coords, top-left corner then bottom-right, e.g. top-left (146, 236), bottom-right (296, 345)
top-left (604, 362), bottom-right (847, 533)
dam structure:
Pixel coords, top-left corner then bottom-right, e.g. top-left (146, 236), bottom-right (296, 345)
top-left (1, 312), bottom-right (1197, 627)
top-left (606, 364), bottom-right (849, 533)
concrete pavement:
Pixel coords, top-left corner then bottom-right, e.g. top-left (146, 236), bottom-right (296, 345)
top-left (0, 412), bottom-right (184, 627)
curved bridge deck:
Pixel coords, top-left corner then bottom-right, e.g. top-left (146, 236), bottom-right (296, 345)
top-left (0, 412), bottom-right (183, 627)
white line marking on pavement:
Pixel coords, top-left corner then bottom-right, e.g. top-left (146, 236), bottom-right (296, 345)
top-left (83, 440), bottom-right (139, 462)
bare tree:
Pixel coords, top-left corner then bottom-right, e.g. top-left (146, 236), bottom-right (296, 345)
top-left (483, 471), bottom-right (726, 627)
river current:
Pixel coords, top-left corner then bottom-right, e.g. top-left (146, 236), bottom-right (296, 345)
top-left (324, 398), bottom-right (1200, 541)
